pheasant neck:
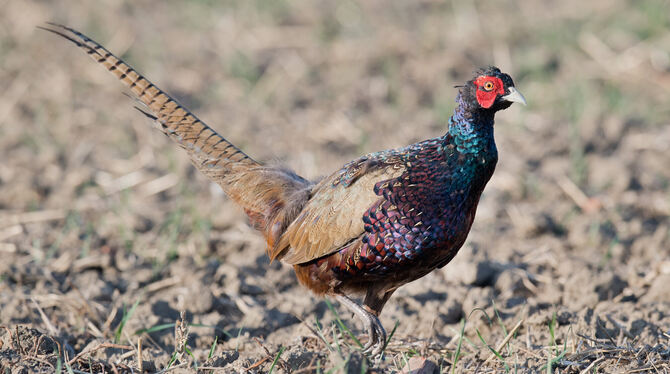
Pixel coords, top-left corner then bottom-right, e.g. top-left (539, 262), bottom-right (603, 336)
top-left (441, 91), bottom-right (498, 191)
top-left (446, 92), bottom-right (495, 155)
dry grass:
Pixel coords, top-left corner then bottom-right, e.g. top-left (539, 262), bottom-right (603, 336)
top-left (1, 0), bottom-right (670, 372)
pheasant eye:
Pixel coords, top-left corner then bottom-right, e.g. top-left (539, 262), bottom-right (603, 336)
top-left (483, 81), bottom-right (494, 91)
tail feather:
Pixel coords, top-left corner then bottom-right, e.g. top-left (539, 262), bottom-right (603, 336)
top-left (39, 23), bottom-right (255, 172)
top-left (42, 23), bottom-right (314, 250)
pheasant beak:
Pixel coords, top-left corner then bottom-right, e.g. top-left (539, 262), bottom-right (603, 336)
top-left (502, 87), bottom-right (527, 106)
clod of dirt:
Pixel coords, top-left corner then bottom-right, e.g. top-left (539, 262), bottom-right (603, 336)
top-left (594, 273), bottom-right (628, 301)
top-left (494, 267), bottom-right (539, 302)
top-left (284, 345), bottom-right (320, 371)
top-left (139, 360), bottom-right (157, 373)
top-left (562, 269), bottom-right (600, 309)
top-left (13, 327), bottom-right (57, 355)
top-left (473, 261), bottom-right (501, 287)
top-left (630, 319), bottom-right (648, 337)
top-left (439, 295), bottom-right (464, 324)
top-left (0, 327), bottom-right (135, 374)
top-left (641, 274), bottom-right (670, 303)
top-left (184, 283), bottom-right (215, 314)
top-left (595, 316), bottom-right (619, 340)
top-left (203, 350), bottom-right (240, 368)
top-left (461, 287), bottom-right (494, 317)
top-left (328, 351), bottom-right (369, 373)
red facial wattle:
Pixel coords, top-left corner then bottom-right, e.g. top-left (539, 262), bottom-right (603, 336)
top-left (474, 76), bottom-right (505, 108)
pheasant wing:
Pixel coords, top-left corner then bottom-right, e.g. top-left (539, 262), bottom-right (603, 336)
top-left (275, 158), bottom-right (405, 264)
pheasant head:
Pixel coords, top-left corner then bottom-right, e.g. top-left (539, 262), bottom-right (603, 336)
top-left (459, 66), bottom-right (526, 113)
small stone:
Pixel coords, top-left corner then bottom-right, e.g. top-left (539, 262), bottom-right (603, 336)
top-left (400, 356), bottom-right (438, 374)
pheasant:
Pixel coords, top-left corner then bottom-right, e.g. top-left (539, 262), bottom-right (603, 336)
top-left (41, 23), bottom-right (526, 356)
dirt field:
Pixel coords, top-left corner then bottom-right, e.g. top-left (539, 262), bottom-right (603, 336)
top-left (1, 0), bottom-right (669, 372)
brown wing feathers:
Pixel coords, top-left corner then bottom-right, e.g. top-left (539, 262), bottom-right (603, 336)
top-left (274, 161), bottom-right (405, 264)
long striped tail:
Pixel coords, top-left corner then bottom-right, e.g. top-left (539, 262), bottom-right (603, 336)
top-left (41, 23), bottom-right (314, 244)
top-left (39, 23), bottom-right (258, 177)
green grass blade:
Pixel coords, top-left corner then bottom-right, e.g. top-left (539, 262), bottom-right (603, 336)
top-left (547, 311), bottom-right (557, 374)
top-left (492, 300), bottom-right (508, 336)
top-left (476, 328), bottom-right (510, 373)
top-left (115, 298), bottom-right (140, 343)
top-left (382, 320), bottom-right (400, 353)
top-left (184, 345), bottom-right (198, 370)
top-left (64, 359), bottom-right (75, 374)
top-left (55, 350), bottom-right (62, 373)
top-left (313, 317), bottom-right (333, 351)
top-left (400, 351), bottom-right (410, 370)
top-left (332, 327), bottom-right (342, 355)
top-left (542, 351), bottom-right (566, 373)
top-left (325, 298), bottom-right (363, 348)
top-left (549, 311), bottom-right (557, 352)
top-left (468, 307), bottom-right (493, 325)
top-left (167, 351), bottom-right (178, 369)
top-left (450, 318), bottom-right (466, 374)
top-left (134, 323), bottom-right (175, 335)
top-left (360, 355), bottom-right (368, 373)
top-left (208, 336), bottom-right (218, 359)
top-left (268, 346), bottom-right (285, 374)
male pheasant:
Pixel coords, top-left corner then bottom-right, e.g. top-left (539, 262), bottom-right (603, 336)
top-left (42, 24), bottom-right (526, 356)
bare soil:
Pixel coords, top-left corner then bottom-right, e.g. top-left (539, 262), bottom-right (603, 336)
top-left (1, 1), bottom-right (669, 372)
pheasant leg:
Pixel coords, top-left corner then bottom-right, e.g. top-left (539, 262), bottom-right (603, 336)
top-left (336, 295), bottom-right (387, 356)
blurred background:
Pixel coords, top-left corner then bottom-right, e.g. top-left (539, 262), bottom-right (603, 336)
top-left (1, 0), bottom-right (669, 371)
